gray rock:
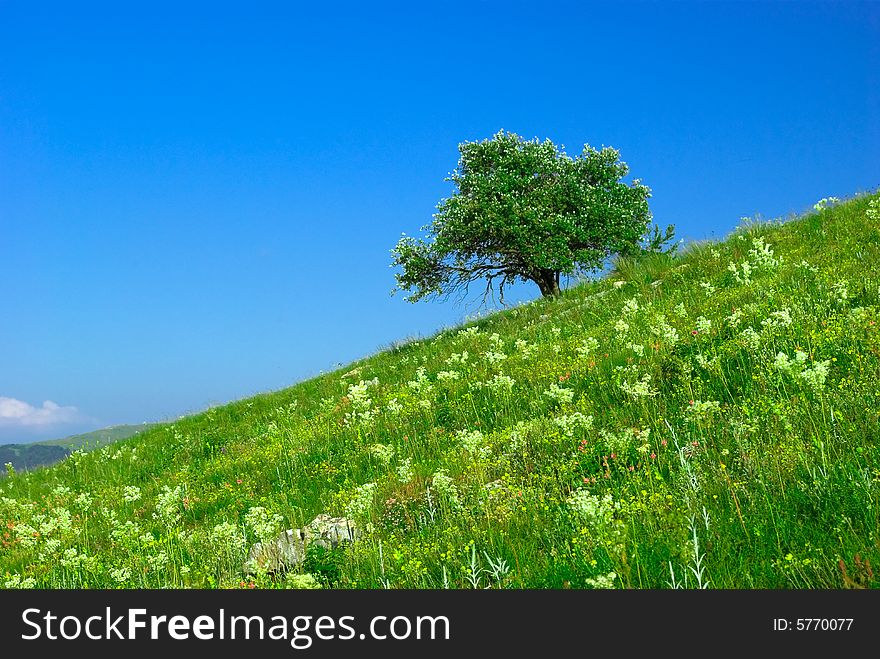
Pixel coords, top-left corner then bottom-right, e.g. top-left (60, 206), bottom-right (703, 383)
top-left (244, 528), bottom-right (306, 574)
top-left (243, 515), bottom-right (360, 575)
top-left (304, 514), bottom-right (362, 550)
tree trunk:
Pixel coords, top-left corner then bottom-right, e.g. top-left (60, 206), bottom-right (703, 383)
top-left (534, 270), bottom-right (561, 298)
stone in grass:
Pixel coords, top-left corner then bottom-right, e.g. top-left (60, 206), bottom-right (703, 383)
top-left (304, 514), bottom-right (362, 550)
top-left (244, 529), bottom-right (307, 575)
top-left (243, 515), bottom-right (360, 575)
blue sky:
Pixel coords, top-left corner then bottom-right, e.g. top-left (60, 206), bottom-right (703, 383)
top-left (1, 1), bottom-right (878, 442)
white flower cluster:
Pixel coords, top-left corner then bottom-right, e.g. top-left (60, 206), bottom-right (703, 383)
top-left (457, 429), bottom-right (490, 459)
top-left (514, 339), bottom-right (537, 358)
top-left (345, 482), bottom-right (377, 525)
top-left (244, 506), bottom-right (284, 542)
top-left (369, 443), bottom-right (395, 466)
top-left (436, 370), bottom-right (461, 382)
top-left (396, 457), bottom-right (414, 483)
top-left (483, 373), bottom-right (516, 392)
top-left (153, 485), bottom-right (185, 527)
top-left (585, 572), bottom-right (618, 589)
top-left (616, 369), bottom-right (657, 398)
top-left (445, 351), bottom-right (469, 366)
top-left (483, 350), bottom-right (507, 365)
top-left (729, 236), bottom-right (779, 285)
top-left (599, 426), bottom-right (650, 454)
top-left (748, 236), bottom-right (779, 269)
top-left (407, 367), bottom-right (433, 394)
top-left (830, 281), bottom-right (848, 307)
top-left (576, 336), bottom-right (599, 358)
top-left (685, 400), bottom-right (721, 420)
top-left (761, 308), bottom-right (793, 331)
top-left (553, 412), bottom-right (594, 437)
top-left (544, 383), bottom-right (575, 405)
top-left (866, 197), bottom-right (880, 221)
top-left (695, 316), bottom-right (712, 334)
top-left (345, 378), bottom-right (381, 425)
top-left (813, 196), bottom-right (840, 212)
top-left (650, 314), bottom-right (679, 346)
top-left (622, 297), bottom-right (640, 316)
top-left (430, 469), bottom-right (460, 509)
top-left (774, 350), bottom-right (831, 393)
top-left (211, 521), bottom-right (246, 554)
top-left (567, 490), bottom-right (625, 550)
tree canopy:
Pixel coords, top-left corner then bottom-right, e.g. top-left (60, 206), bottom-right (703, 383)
top-left (391, 130), bottom-right (672, 301)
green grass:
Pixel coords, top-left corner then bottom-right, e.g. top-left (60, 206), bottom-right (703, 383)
top-left (2, 193), bottom-right (880, 589)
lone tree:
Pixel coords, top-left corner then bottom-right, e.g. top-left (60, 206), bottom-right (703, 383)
top-left (391, 130), bottom-right (672, 301)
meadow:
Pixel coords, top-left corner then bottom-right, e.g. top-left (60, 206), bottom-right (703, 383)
top-left (2, 193), bottom-right (879, 589)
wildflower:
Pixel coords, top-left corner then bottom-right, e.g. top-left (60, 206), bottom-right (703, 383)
top-left (650, 315), bottom-right (679, 346)
top-left (485, 373), bottom-right (515, 392)
top-left (618, 371), bottom-right (657, 398)
top-left (748, 236), bottom-right (779, 269)
top-left (345, 483), bottom-right (378, 527)
top-left (243, 506), bottom-right (284, 542)
top-left (553, 413), bottom-right (594, 437)
top-left (700, 282), bottom-right (716, 296)
top-left (585, 572), bottom-right (618, 589)
top-left (436, 370), bottom-right (461, 382)
top-left (695, 316), bottom-right (712, 334)
top-left (109, 566), bottom-right (132, 585)
top-left (574, 337), bottom-right (600, 359)
top-left (153, 485), bottom-right (185, 526)
top-left (369, 443), bottom-right (395, 466)
top-left (544, 383), bottom-right (575, 406)
top-left (725, 308), bottom-right (743, 328)
top-left (445, 351), bottom-right (470, 366)
top-left (813, 196), bottom-right (840, 212)
top-left (761, 308), bottom-right (792, 330)
top-left (622, 297), bottom-right (640, 316)
top-left (430, 470), bottom-right (461, 509)
top-left (614, 319), bottom-right (629, 336)
top-left (396, 458), bottom-right (414, 483)
top-left (211, 521), bottom-right (246, 554)
top-left (484, 350), bottom-right (507, 365)
top-left (866, 197), bottom-right (880, 221)
top-left (740, 327), bottom-right (761, 350)
top-left (514, 340), bottom-right (536, 358)
top-left (122, 485), bottom-right (141, 503)
top-left (457, 429), bottom-right (489, 458)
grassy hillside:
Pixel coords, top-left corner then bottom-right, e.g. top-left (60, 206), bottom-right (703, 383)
top-left (2, 193), bottom-right (879, 589)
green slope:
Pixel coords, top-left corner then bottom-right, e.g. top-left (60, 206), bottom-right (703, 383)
top-left (2, 193), bottom-right (879, 589)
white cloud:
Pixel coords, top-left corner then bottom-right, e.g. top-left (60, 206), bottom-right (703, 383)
top-left (0, 397), bottom-right (82, 428)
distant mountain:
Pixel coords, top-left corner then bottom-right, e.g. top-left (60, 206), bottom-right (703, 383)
top-left (0, 444), bottom-right (69, 474)
top-left (0, 423), bottom-right (156, 475)
top-left (35, 423), bottom-right (157, 450)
